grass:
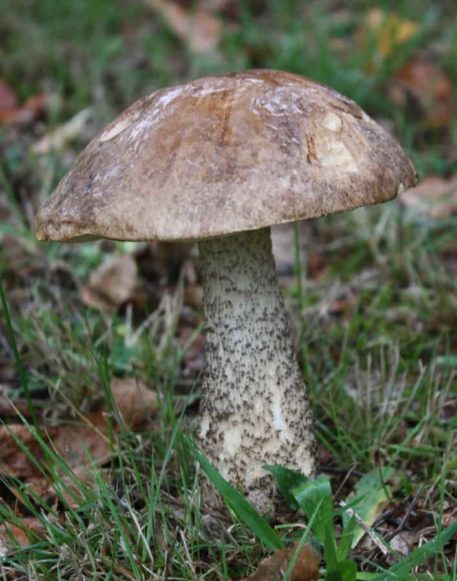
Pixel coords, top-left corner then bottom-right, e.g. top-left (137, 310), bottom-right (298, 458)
top-left (1, 0), bottom-right (457, 578)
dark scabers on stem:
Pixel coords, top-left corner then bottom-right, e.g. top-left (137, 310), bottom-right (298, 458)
top-left (198, 227), bottom-right (316, 511)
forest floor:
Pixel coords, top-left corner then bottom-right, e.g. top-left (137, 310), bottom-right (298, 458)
top-left (0, 1), bottom-right (456, 579)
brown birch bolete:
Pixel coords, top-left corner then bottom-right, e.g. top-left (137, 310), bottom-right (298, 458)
top-left (35, 70), bottom-right (417, 511)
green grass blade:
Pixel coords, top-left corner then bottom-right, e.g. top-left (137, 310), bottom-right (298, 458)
top-left (372, 521), bottom-right (457, 580)
top-left (291, 476), bottom-right (338, 568)
top-left (327, 559), bottom-right (357, 581)
top-left (0, 277), bottom-right (38, 427)
top-left (337, 515), bottom-right (356, 562)
top-left (282, 510), bottom-right (320, 581)
top-left (184, 436), bottom-right (283, 551)
top-left (264, 464), bottom-right (306, 511)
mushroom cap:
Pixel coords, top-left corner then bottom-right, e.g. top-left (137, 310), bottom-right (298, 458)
top-left (35, 69), bottom-right (417, 242)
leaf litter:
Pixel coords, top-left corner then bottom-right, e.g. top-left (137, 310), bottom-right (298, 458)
top-left (0, 377), bottom-right (157, 553)
top-left (389, 54), bottom-right (454, 131)
top-left (1, 2), bottom-right (457, 577)
top-left (143, 0), bottom-right (223, 56)
top-left (356, 9), bottom-right (419, 69)
top-left (80, 253), bottom-right (140, 312)
top-left (242, 543), bottom-right (320, 581)
top-left (401, 175), bottom-right (457, 218)
top-left (0, 78), bottom-right (48, 126)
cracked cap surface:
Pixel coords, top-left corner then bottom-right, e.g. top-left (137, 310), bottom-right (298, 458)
top-left (35, 69), bottom-right (417, 242)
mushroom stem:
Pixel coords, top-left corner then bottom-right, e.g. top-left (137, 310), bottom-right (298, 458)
top-left (197, 227), bottom-right (316, 511)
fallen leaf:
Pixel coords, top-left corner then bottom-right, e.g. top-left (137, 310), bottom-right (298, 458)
top-left (243, 543), bottom-right (320, 581)
top-left (0, 424), bottom-right (51, 478)
top-left (0, 90), bottom-right (48, 126)
top-left (0, 422), bottom-right (109, 479)
top-left (0, 394), bottom-right (44, 420)
top-left (329, 292), bottom-right (357, 319)
top-left (110, 376), bottom-right (158, 427)
top-left (80, 254), bottom-right (139, 312)
top-left (0, 79), bottom-right (18, 112)
top-left (390, 531), bottom-right (415, 556)
top-left (401, 175), bottom-right (457, 218)
top-left (22, 93), bottom-right (49, 120)
top-left (307, 252), bottom-right (329, 281)
top-left (357, 9), bottom-right (418, 65)
top-left (32, 107), bottom-right (93, 154)
top-left (0, 517), bottom-right (45, 557)
top-left (143, 0), bottom-right (222, 55)
top-left (23, 466), bottom-right (110, 510)
top-left (389, 54), bottom-right (454, 130)
top-left (0, 378), bottom-right (157, 478)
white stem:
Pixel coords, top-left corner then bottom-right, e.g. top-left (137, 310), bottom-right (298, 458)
top-left (197, 227), bottom-right (316, 511)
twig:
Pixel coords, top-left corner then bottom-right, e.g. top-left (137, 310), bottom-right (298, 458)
top-left (339, 500), bottom-right (391, 556)
top-left (386, 484), bottom-right (423, 541)
top-left (334, 464), bottom-right (360, 497)
top-left (0, 397), bottom-right (45, 418)
top-left (319, 465), bottom-right (364, 478)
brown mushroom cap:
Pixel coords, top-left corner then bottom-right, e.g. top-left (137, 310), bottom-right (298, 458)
top-left (35, 69), bottom-right (417, 242)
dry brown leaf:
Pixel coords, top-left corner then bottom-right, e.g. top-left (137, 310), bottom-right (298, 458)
top-left (80, 254), bottom-right (139, 312)
top-left (307, 252), bottom-right (329, 281)
top-left (357, 9), bottom-right (418, 63)
top-left (0, 388), bottom-right (45, 419)
top-left (0, 91), bottom-right (48, 126)
top-left (0, 517), bottom-right (45, 557)
top-left (0, 421), bottom-right (110, 478)
top-left (0, 79), bottom-right (18, 112)
top-left (144, 0), bottom-right (222, 55)
top-left (389, 54), bottom-right (454, 130)
top-left (22, 93), bottom-right (49, 119)
top-left (329, 292), bottom-right (357, 319)
top-left (110, 377), bottom-right (158, 426)
top-left (243, 543), bottom-right (320, 581)
top-left (0, 424), bottom-right (52, 478)
top-left (32, 108), bottom-right (93, 154)
top-left (0, 378), bottom-right (157, 478)
top-left (22, 466), bottom-right (111, 510)
top-left (401, 175), bottom-right (457, 218)
top-left (389, 531), bottom-right (415, 556)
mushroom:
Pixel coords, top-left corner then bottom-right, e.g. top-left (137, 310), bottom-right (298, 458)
top-left (35, 70), bottom-right (417, 510)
